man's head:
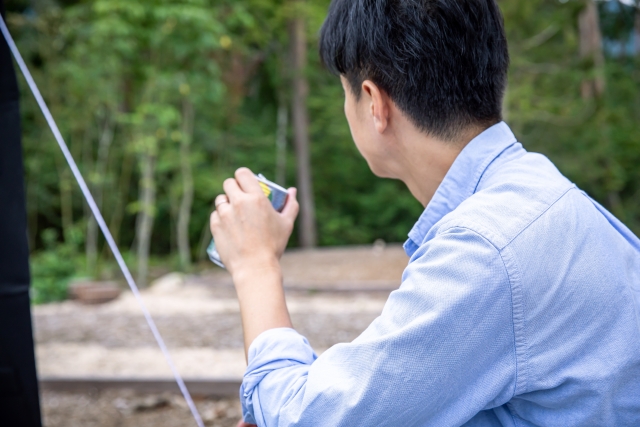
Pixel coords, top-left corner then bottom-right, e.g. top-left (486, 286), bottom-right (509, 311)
top-left (319, 0), bottom-right (509, 145)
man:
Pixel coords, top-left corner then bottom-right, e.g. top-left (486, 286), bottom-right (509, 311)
top-left (210, 0), bottom-right (640, 425)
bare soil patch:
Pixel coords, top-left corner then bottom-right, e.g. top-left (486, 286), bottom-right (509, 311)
top-left (35, 245), bottom-right (410, 424)
top-left (42, 389), bottom-right (241, 427)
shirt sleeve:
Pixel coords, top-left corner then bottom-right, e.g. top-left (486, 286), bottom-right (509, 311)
top-left (240, 227), bottom-right (517, 426)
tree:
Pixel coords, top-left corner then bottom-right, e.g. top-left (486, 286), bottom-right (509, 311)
top-left (86, 110), bottom-right (115, 275)
top-left (177, 90), bottom-right (194, 270)
top-left (579, 0), bottom-right (605, 98)
top-left (290, 0), bottom-right (316, 247)
top-left (635, 4), bottom-right (640, 56)
top-left (5, 0), bottom-right (638, 304)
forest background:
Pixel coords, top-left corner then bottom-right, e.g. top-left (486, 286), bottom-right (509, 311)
top-left (3, 0), bottom-right (640, 303)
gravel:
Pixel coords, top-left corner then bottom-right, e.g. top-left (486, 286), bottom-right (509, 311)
top-left (34, 245), bottom-right (409, 424)
top-left (42, 389), bottom-right (242, 427)
top-left (34, 307), bottom-right (383, 350)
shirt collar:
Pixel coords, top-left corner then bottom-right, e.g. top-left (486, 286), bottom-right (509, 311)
top-left (404, 121), bottom-right (518, 257)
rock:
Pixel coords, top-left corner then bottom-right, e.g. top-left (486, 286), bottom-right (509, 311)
top-left (69, 281), bottom-right (121, 304)
top-left (149, 272), bottom-right (185, 294)
top-left (372, 238), bottom-right (386, 256)
top-left (113, 394), bottom-right (170, 415)
top-left (67, 278), bottom-right (92, 300)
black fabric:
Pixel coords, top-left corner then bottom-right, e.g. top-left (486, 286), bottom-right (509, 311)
top-left (0, 295), bottom-right (42, 427)
top-left (0, 2), bottom-right (43, 425)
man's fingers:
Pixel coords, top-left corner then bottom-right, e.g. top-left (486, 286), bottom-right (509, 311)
top-left (209, 210), bottom-right (220, 230)
top-left (215, 194), bottom-right (229, 207)
top-left (235, 167), bottom-right (263, 195)
top-left (223, 177), bottom-right (243, 200)
top-left (214, 194), bottom-right (232, 216)
top-left (281, 187), bottom-right (299, 223)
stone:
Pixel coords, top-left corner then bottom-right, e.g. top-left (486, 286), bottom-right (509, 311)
top-left (69, 281), bottom-right (121, 304)
top-left (149, 272), bottom-right (185, 294)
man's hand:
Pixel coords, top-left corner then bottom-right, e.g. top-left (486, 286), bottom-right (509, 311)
top-left (209, 167), bottom-right (298, 356)
top-left (210, 167), bottom-right (299, 276)
top-left (236, 421), bottom-right (257, 427)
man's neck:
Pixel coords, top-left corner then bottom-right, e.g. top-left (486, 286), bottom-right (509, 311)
top-left (392, 124), bottom-right (486, 207)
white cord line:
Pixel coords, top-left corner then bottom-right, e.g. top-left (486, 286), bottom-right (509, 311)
top-left (0, 15), bottom-right (205, 427)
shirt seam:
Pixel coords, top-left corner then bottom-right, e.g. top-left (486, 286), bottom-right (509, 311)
top-left (434, 189), bottom-right (580, 398)
top-left (437, 225), bottom-right (523, 402)
top-left (500, 184), bottom-right (576, 251)
top-left (471, 141), bottom-right (519, 195)
top-left (498, 244), bottom-right (529, 397)
top-left (434, 184), bottom-right (575, 252)
top-left (406, 124), bottom-right (518, 249)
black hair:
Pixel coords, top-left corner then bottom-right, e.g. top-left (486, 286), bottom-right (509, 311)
top-left (319, 0), bottom-right (509, 142)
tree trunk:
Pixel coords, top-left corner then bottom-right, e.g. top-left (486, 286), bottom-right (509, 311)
top-left (105, 75), bottom-right (135, 257)
top-left (106, 145), bottom-right (134, 253)
top-left (290, 7), bottom-right (317, 247)
top-left (177, 99), bottom-right (194, 270)
top-left (57, 165), bottom-right (73, 243)
top-left (86, 113), bottom-right (114, 275)
top-left (275, 102), bottom-right (288, 186)
top-left (135, 151), bottom-right (156, 287)
top-left (635, 7), bottom-right (640, 57)
top-left (578, 0), bottom-right (605, 99)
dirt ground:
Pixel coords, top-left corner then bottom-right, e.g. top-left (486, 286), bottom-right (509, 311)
top-left (41, 390), bottom-right (241, 427)
top-left (34, 245), bottom-right (409, 426)
top-left (198, 243), bottom-right (410, 289)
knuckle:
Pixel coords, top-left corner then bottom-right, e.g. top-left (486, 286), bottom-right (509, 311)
top-left (235, 167), bottom-right (251, 177)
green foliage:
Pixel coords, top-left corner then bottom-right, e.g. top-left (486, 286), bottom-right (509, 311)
top-left (30, 228), bottom-right (82, 304)
top-left (5, 0), bottom-right (640, 295)
top-left (503, 0), bottom-right (640, 233)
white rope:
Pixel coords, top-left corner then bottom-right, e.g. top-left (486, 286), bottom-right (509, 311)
top-left (0, 14), bottom-right (204, 427)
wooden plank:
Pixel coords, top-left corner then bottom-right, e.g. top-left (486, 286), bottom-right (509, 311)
top-left (40, 377), bottom-right (242, 397)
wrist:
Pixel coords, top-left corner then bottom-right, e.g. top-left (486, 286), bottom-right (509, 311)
top-left (230, 254), bottom-right (282, 289)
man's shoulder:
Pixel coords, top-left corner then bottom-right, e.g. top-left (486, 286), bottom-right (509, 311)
top-left (411, 152), bottom-right (640, 424)
top-left (431, 152), bottom-right (579, 250)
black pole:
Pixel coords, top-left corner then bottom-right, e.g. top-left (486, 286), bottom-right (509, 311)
top-left (0, 2), bottom-right (43, 426)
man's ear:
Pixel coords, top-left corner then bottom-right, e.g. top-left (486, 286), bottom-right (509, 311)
top-left (361, 80), bottom-right (389, 134)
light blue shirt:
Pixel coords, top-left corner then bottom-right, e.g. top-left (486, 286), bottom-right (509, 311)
top-left (240, 122), bottom-right (640, 426)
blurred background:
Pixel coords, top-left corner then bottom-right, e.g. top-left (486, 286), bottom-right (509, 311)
top-left (2, 0), bottom-right (639, 299)
top-left (2, 0), bottom-right (639, 425)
